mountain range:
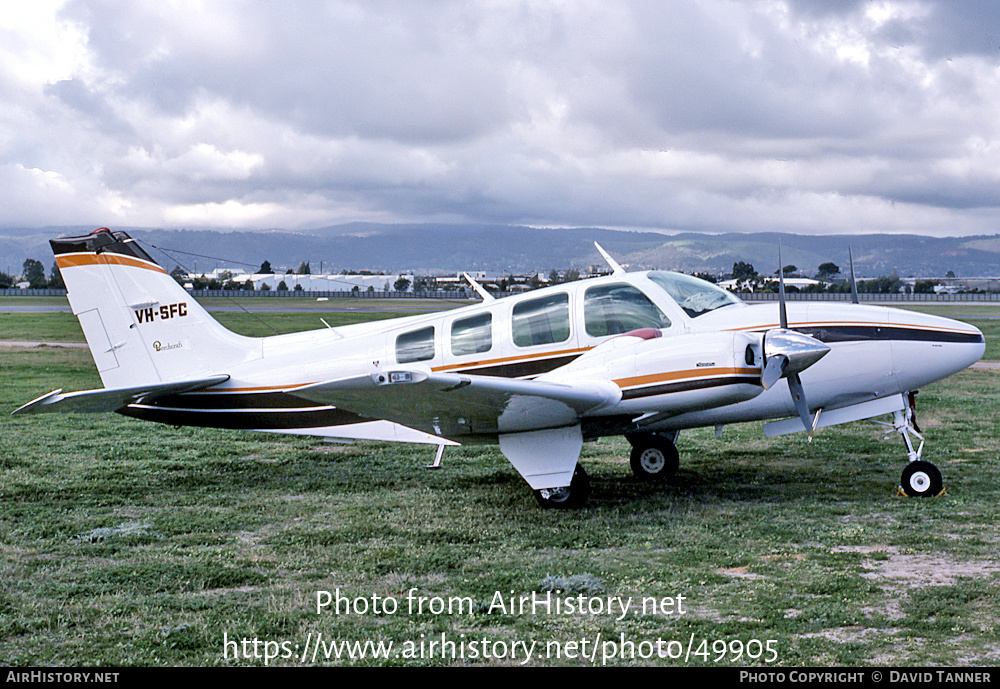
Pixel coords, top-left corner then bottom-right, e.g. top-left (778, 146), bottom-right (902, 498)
top-left (4, 223), bottom-right (1000, 278)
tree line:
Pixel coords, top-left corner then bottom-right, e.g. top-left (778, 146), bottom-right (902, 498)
top-left (0, 255), bottom-right (963, 296)
top-left (729, 261), bottom-right (953, 294)
top-left (0, 259), bottom-right (64, 289)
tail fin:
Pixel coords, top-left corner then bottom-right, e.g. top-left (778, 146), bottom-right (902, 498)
top-left (53, 228), bottom-right (261, 388)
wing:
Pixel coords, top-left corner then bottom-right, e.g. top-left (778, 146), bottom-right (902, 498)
top-left (12, 375), bottom-right (230, 415)
top-left (287, 368), bottom-right (621, 438)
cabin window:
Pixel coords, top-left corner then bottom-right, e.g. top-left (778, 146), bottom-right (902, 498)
top-left (512, 293), bottom-right (571, 347)
top-left (396, 326), bottom-right (435, 363)
top-left (451, 313), bottom-right (492, 356)
top-left (584, 284), bottom-right (671, 337)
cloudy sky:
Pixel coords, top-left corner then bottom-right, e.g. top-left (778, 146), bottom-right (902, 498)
top-left (2, 0), bottom-right (999, 236)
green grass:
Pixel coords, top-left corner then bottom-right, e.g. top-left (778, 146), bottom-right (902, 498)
top-left (0, 311), bottom-right (86, 342)
top-left (0, 295), bottom-right (460, 341)
top-left (2, 301), bottom-right (999, 666)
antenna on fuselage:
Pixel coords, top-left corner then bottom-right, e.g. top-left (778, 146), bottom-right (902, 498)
top-left (594, 242), bottom-right (625, 276)
top-left (848, 245), bottom-right (860, 305)
top-left (778, 242), bottom-right (788, 329)
top-left (463, 272), bottom-right (495, 302)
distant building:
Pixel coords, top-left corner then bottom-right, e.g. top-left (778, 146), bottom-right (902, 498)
top-left (718, 277), bottom-right (821, 291)
top-left (182, 268), bottom-right (415, 292)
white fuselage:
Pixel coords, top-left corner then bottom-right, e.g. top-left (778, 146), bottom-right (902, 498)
top-left (166, 271), bottom-right (982, 442)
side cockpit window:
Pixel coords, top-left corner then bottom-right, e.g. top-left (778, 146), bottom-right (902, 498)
top-left (647, 271), bottom-right (742, 318)
top-left (451, 313), bottom-right (492, 356)
top-left (512, 293), bottom-right (570, 347)
top-left (584, 284), bottom-right (671, 336)
top-left (396, 326), bottom-right (435, 363)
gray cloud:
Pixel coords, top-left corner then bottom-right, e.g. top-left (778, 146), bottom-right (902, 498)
top-left (0, 0), bottom-right (997, 236)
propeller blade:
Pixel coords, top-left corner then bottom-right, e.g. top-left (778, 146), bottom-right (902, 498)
top-left (761, 354), bottom-right (787, 390)
top-left (787, 373), bottom-right (813, 432)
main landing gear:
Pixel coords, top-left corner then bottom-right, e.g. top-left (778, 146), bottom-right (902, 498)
top-left (533, 430), bottom-right (680, 507)
top-left (626, 431), bottom-right (680, 481)
top-left (878, 392), bottom-right (945, 498)
top-left (534, 465), bottom-right (591, 509)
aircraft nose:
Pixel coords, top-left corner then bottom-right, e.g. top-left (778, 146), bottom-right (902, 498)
top-left (933, 314), bottom-right (985, 370)
top-left (889, 310), bottom-right (985, 390)
top-left (961, 320), bottom-right (986, 368)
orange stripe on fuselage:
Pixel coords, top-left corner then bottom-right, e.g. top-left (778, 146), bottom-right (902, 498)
top-left (614, 366), bottom-right (760, 390)
top-left (56, 252), bottom-right (167, 274)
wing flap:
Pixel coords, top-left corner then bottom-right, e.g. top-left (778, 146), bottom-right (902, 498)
top-left (289, 369), bottom-right (620, 436)
top-left (13, 375), bottom-right (231, 415)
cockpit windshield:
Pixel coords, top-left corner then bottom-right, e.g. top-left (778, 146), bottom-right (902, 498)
top-left (646, 271), bottom-right (743, 318)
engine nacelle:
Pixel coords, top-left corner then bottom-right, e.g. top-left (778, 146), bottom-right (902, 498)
top-left (542, 330), bottom-right (764, 417)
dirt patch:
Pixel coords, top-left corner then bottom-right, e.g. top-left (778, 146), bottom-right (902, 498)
top-left (310, 444), bottom-right (355, 454)
top-left (716, 565), bottom-right (765, 579)
top-left (834, 545), bottom-right (1000, 586)
top-left (835, 545), bottom-right (1000, 620)
top-left (801, 625), bottom-right (901, 643)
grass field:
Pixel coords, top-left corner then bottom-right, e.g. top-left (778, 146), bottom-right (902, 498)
top-left (2, 301), bottom-right (999, 666)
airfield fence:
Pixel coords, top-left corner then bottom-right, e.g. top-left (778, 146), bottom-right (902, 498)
top-left (738, 291), bottom-right (1000, 302)
top-left (4, 288), bottom-right (1000, 302)
top-left (0, 288), bottom-right (476, 300)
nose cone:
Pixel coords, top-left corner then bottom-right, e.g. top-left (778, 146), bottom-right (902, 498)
top-left (889, 310), bottom-right (985, 390)
top-left (959, 320), bottom-right (986, 368)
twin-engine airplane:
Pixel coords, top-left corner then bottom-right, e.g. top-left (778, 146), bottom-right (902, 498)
top-left (15, 228), bottom-right (985, 507)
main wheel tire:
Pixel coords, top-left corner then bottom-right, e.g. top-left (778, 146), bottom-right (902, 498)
top-left (630, 439), bottom-right (679, 481)
top-left (900, 460), bottom-right (943, 497)
top-left (534, 465), bottom-right (591, 509)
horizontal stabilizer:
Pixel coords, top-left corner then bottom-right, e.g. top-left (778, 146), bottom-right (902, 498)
top-left (763, 394), bottom-right (905, 438)
top-left (13, 375), bottom-right (230, 415)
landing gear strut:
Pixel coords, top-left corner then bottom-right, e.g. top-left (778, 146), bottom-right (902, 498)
top-left (626, 431), bottom-right (679, 481)
top-left (534, 464), bottom-right (591, 509)
top-left (877, 393), bottom-right (944, 498)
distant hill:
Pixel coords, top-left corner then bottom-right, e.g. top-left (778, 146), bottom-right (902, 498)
top-left (3, 223), bottom-right (1000, 278)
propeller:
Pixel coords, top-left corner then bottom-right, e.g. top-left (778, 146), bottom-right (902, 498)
top-left (760, 245), bottom-right (831, 434)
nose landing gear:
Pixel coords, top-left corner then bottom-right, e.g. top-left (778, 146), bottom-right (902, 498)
top-left (900, 460), bottom-right (944, 498)
top-left (876, 392), bottom-right (945, 498)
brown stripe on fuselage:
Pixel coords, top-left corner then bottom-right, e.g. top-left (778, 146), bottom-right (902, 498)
top-left (431, 347), bottom-right (591, 378)
top-left (729, 321), bottom-right (982, 343)
top-left (614, 366), bottom-right (761, 401)
top-left (619, 375), bottom-right (761, 400)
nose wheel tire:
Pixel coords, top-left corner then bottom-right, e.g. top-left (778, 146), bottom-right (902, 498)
top-left (629, 438), bottom-right (679, 481)
top-left (900, 460), bottom-right (943, 498)
top-left (534, 465), bottom-right (591, 509)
